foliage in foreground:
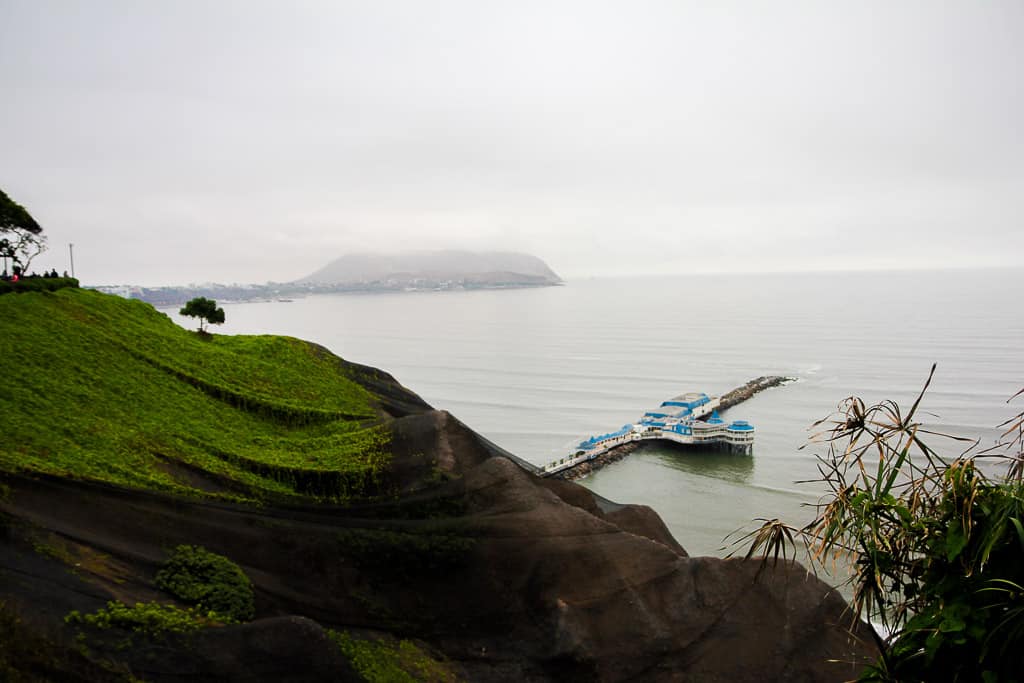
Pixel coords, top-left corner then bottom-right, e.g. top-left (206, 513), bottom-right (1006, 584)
top-left (0, 289), bottom-right (391, 502)
top-left (155, 545), bottom-right (254, 622)
top-left (328, 629), bottom-right (459, 683)
top-left (740, 366), bottom-right (1024, 681)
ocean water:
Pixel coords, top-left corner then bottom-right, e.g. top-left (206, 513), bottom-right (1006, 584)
top-left (168, 269), bottom-right (1024, 557)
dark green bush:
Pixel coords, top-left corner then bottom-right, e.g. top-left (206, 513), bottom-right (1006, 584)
top-left (0, 277), bottom-right (78, 295)
top-left (155, 545), bottom-right (254, 621)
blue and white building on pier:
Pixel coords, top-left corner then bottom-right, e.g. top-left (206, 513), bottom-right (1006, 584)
top-left (543, 392), bottom-right (755, 476)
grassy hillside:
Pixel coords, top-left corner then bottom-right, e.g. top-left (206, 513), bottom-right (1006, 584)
top-left (0, 289), bottom-right (390, 502)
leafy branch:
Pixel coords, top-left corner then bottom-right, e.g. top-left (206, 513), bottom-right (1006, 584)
top-left (733, 365), bottom-right (1024, 680)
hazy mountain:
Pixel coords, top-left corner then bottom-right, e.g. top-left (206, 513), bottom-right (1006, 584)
top-left (298, 250), bottom-right (562, 286)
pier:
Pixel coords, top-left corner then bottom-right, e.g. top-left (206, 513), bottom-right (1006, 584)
top-left (540, 375), bottom-right (794, 481)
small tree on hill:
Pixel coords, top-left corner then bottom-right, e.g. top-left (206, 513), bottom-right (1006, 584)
top-left (179, 297), bottom-right (225, 333)
top-left (0, 188), bottom-right (46, 274)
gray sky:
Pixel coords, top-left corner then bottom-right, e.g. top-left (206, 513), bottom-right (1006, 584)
top-left (2, 1), bottom-right (1022, 285)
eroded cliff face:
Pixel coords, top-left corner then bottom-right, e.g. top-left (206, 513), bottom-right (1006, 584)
top-left (0, 361), bottom-right (876, 681)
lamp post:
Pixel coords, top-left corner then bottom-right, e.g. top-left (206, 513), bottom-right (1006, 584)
top-left (69, 243), bottom-right (75, 279)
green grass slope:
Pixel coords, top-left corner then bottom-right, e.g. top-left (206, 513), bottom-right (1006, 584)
top-left (0, 289), bottom-right (390, 502)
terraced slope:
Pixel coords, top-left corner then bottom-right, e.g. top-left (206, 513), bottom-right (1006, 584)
top-left (0, 289), bottom-right (389, 501)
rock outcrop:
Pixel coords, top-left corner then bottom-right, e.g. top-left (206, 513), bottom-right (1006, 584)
top-left (0, 356), bottom-right (874, 681)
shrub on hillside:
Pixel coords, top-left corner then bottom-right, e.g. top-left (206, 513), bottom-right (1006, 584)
top-left (0, 277), bottom-right (78, 294)
top-left (155, 545), bottom-right (254, 621)
top-left (65, 601), bottom-right (210, 636)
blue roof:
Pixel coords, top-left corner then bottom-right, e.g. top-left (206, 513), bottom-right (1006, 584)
top-left (578, 424), bottom-right (634, 449)
top-left (728, 421), bottom-right (755, 431)
top-left (661, 396), bottom-right (708, 409)
top-left (659, 406), bottom-right (692, 414)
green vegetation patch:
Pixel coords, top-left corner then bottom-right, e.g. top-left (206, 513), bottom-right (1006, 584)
top-left (155, 545), bottom-right (254, 621)
top-left (337, 527), bottom-right (476, 579)
top-left (328, 630), bottom-right (459, 683)
top-left (65, 601), bottom-right (218, 637)
top-left (0, 289), bottom-right (392, 501)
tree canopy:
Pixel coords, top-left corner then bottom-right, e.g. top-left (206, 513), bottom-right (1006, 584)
top-left (0, 188), bottom-right (46, 274)
top-left (179, 297), bottom-right (225, 333)
top-left (0, 189), bottom-right (42, 235)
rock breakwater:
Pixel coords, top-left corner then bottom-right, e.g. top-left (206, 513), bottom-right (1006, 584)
top-left (718, 375), bottom-right (796, 411)
top-left (554, 441), bottom-right (642, 481)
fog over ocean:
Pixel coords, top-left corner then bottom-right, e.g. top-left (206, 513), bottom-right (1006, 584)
top-left (168, 268), bottom-right (1024, 557)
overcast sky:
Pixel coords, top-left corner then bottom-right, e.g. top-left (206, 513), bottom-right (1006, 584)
top-left (2, 1), bottom-right (1022, 285)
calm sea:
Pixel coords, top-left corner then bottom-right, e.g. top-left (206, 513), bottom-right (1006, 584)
top-left (168, 269), bottom-right (1024, 557)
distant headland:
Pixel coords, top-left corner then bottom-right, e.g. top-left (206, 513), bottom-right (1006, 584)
top-left (300, 250), bottom-right (562, 287)
top-left (98, 250), bottom-right (563, 307)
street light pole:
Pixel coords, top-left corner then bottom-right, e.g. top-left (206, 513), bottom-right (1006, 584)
top-left (69, 243), bottom-right (75, 279)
